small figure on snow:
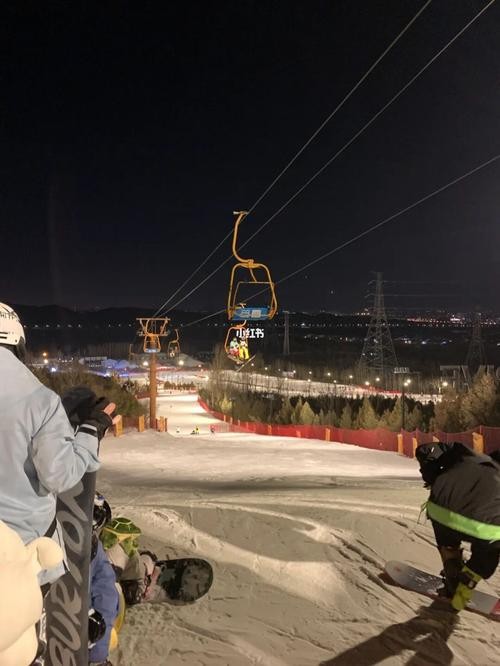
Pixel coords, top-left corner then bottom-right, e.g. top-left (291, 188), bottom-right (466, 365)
top-left (210, 424), bottom-right (215, 434)
top-left (416, 442), bottom-right (500, 611)
top-left (190, 426), bottom-right (200, 435)
top-left (176, 426), bottom-right (181, 434)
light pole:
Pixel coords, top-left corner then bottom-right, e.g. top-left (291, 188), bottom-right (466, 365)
top-left (402, 379), bottom-right (411, 430)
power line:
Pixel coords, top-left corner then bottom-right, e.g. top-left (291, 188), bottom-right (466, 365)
top-left (158, 0), bottom-right (496, 315)
top-left (245, 0), bottom-right (433, 216)
top-left (180, 151), bottom-right (500, 329)
top-left (153, 1), bottom-right (432, 317)
top-left (275, 152), bottom-right (500, 287)
top-left (237, 0), bottom-right (497, 253)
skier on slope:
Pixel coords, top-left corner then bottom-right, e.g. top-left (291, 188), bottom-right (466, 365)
top-left (0, 303), bottom-right (115, 589)
top-left (415, 442), bottom-right (500, 611)
top-left (88, 493), bottom-right (120, 666)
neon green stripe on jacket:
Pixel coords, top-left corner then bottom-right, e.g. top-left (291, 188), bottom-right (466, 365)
top-left (427, 501), bottom-right (500, 542)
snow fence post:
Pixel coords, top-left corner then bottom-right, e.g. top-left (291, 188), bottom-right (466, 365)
top-left (397, 433), bottom-right (403, 455)
top-left (155, 416), bottom-right (166, 432)
top-left (412, 437), bottom-right (418, 457)
top-left (113, 415), bottom-right (123, 437)
top-left (137, 415), bottom-right (145, 432)
top-left (472, 431), bottom-right (484, 454)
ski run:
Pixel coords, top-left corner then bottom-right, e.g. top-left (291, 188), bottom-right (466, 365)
top-left (95, 392), bottom-right (500, 665)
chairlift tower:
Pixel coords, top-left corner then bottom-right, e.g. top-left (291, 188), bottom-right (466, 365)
top-left (358, 272), bottom-right (398, 385)
top-left (137, 317), bottom-right (170, 426)
top-left (465, 311), bottom-right (486, 376)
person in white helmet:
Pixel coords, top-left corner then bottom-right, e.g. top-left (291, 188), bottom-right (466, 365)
top-left (0, 303), bottom-right (115, 586)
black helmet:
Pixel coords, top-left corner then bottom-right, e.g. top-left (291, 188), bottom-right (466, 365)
top-left (93, 492), bottom-right (112, 532)
top-left (415, 442), bottom-right (472, 485)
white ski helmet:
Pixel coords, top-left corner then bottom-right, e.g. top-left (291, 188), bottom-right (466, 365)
top-left (0, 303), bottom-right (25, 347)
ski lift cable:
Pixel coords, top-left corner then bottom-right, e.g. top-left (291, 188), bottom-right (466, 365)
top-left (274, 152), bottom-right (500, 287)
top-left (180, 151), bottom-right (500, 329)
top-left (158, 0), bottom-right (496, 316)
top-left (235, 0), bottom-right (498, 254)
top-left (152, 1), bottom-right (432, 318)
top-left (152, 230), bottom-right (233, 317)
top-left (245, 0), bottom-right (433, 216)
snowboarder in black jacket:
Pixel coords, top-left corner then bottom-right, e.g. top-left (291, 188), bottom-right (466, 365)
top-left (415, 442), bottom-right (500, 611)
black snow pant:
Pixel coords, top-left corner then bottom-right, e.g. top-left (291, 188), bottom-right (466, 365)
top-left (432, 520), bottom-right (500, 579)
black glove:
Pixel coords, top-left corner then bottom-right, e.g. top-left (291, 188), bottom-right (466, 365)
top-left (62, 386), bottom-right (115, 441)
top-left (81, 397), bottom-right (114, 441)
top-left (62, 386), bottom-right (97, 428)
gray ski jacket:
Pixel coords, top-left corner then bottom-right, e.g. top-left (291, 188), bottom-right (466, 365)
top-left (0, 347), bottom-right (100, 544)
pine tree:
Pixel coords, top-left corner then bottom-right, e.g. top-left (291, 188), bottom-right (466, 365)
top-left (405, 405), bottom-right (423, 432)
top-left (299, 401), bottom-right (316, 425)
top-left (291, 398), bottom-right (303, 424)
top-left (434, 390), bottom-right (463, 432)
top-left (339, 403), bottom-right (352, 429)
top-left (220, 395), bottom-right (232, 415)
top-left (386, 397), bottom-right (403, 431)
top-left (378, 408), bottom-right (392, 429)
top-left (358, 396), bottom-right (379, 429)
top-left (278, 397), bottom-right (294, 424)
top-left (460, 372), bottom-right (497, 429)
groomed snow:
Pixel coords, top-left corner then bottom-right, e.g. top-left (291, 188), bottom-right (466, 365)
top-left (99, 393), bottom-right (500, 665)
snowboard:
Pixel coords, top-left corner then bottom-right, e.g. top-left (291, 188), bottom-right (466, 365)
top-left (143, 557), bottom-right (214, 604)
top-left (385, 560), bottom-right (500, 619)
top-left (44, 471), bottom-right (96, 666)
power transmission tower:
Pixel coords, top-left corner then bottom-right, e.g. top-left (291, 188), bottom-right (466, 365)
top-left (283, 311), bottom-right (290, 356)
top-left (358, 272), bottom-right (398, 385)
top-left (465, 311), bottom-right (486, 375)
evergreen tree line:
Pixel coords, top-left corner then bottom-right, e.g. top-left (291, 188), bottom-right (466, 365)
top-left (201, 372), bottom-right (500, 432)
top-left (32, 368), bottom-right (147, 417)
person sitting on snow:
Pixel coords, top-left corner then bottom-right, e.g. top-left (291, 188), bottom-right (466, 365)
top-left (100, 517), bottom-right (162, 607)
top-left (89, 493), bottom-right (120, 666)
top-left (415, 442), bottom-right (500, 611)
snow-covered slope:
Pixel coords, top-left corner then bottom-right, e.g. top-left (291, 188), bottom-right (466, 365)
top-left (98, 393), bottom-right (499, 665)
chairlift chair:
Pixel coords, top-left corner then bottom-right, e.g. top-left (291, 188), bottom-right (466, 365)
top-left (227, 211), bottom-right (278, 321)
top-left (167, 328), bottom-right (181, 358)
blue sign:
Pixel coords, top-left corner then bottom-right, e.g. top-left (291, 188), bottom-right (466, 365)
top-left (232, 306), bottom-right (270, 321)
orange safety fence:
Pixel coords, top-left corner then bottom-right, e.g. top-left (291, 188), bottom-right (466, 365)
top-left (198, 399), bottom-right (500, 457)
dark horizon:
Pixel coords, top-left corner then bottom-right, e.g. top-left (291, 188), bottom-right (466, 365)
top-left (2, 1), bottom-right (499, 313)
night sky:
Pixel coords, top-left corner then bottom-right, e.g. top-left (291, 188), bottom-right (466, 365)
top-left (2, 1), bottom-right (499, 313)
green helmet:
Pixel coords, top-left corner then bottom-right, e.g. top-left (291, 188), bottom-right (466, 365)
top-left (100, 517), bottom-right (141, 556)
